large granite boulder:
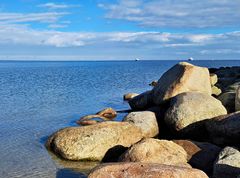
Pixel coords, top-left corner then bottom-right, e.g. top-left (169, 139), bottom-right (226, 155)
top-left (173, 140), bottom-right (221, 174)
top-left (213, 147), bottom-right (240, 178)
top-left (152, 62), bottom-right (212, 104)
top-left (236, 86), bottom-right (240, 111)
top-left (46, 122), bottom-right (143, 161)
top-left (88, 162), bottom-right (208, 178)
top-left (164, 92), bottom-right (227, 131)
top-left (205, 112), bottom-right (240, 146)
top-left (119, 138), bottom-right (188, 166)
top-left (123, 111), bottom-right (159, 138)
top-left (128, 91), bottom-right (154, 110)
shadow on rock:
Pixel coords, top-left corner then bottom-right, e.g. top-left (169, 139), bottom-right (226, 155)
top-left (102, 145), bottom-right (128, 162)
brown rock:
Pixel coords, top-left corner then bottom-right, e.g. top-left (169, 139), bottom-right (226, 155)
top-left (119, 138), bottom-right (188, 166)
top-left (236, 86), bottom-right (240, 111)
top-left (173, 140), bottom-right (221, 174)
top-left (88, 162), bottom-right (208, 178)
top-left (46, 121), bottom-right (143, 161)
top-left (152, 62), bottom-right (212, 104)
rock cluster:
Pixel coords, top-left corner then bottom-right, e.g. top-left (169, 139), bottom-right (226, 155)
top-left (46, 62), bottom-right (240, 178)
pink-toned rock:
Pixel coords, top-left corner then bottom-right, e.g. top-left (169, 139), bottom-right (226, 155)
top-left (119, 138), bottom-right (188, 166)
top-left (88, 162), bottom-right (208, 178)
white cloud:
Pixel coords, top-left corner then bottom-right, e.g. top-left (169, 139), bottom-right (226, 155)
top-left (38, 2), bottom-right (79, 9)
top-left (0, 12), bottom-right (67, 24)
top-left (100, 0), bottom-right (240, 28)
top-left (0, 24), bottom-right (240, 60)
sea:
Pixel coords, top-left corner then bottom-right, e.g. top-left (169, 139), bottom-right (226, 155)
top-left (0, 60), bottom-right (239, 178)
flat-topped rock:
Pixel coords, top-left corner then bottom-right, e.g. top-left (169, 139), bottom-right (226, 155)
top-left (88, 162), bottom-right (208, 178)
top-left (152, 62), bottom-right (212, 104)
top-left (46, 122), bottom-right (143, 161)
top-left (119, 138), bottom-right (188, 166)
top-left (164, 92), bottom-right (227, 131)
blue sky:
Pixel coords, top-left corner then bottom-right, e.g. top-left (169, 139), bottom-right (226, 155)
top-left (0, 0), bottom-right (240, 60)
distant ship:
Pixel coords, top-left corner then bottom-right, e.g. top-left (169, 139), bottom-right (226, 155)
top-left (188, 57), bottom-right (194, 61)
top-left (135, 58), bottom-right (140, 61)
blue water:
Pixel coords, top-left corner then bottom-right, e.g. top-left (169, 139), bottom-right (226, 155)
top-left (0, 60), bottom-right (239, 178)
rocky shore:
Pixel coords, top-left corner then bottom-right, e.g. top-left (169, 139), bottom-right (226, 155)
top-left (46, 62), bottom-right (240, 178)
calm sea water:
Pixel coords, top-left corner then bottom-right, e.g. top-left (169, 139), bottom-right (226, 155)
top-left (0, 60), bottom-right (239, 178)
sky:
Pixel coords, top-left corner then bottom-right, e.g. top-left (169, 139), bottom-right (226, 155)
top-left (0, 0), bottom-right (240, 60)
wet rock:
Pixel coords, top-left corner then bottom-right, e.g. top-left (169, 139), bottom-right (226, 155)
top-left (152, 62), bottom-right (212, 104)
top-left (123, 111), bottom-right (159, 138)
top-left (205, 112), bottom-right (240, 146)
top-left (164, 92), bottom-right (227, 131)
top-left (123, 93), bottom-right (139, 101)
top-left (88, 162), bottom-right (208, 178)
top-left (76, 108), bottom-right (117, 126)
top-left (213, 147), bottom-right (240, 178)
top-left (119, 138), bottom-right (188, 166)
top-left (173, 140), bottom-right (221, 174)
top-left (128, 91), bottom-right (154, 111)
top-left (46, 122), bottom-right (143, 161)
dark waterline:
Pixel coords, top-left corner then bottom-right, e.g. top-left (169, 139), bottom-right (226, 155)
top-left (0, 60), bottom-right (239, 178)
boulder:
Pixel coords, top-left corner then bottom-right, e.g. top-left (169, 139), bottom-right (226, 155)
top-left (88, 162), bottom-right (208, 178)
top-left (205, 112), bottom-right (240, 146)
top-left (152, 62), bottom-right (212, 104)
top-left (211, 86), bottom-right (222, 96)
top-left (210, 73), bottom-right (218, 86)
top-left (236, 86), bottom-right (240, 111)
top-left (218, 92), bottom-right (236, 113)
top-left (213, 147), bottom-right (240, 178)
top-left (123, 111), bottom-right (159, 138)
top-left (119, 138), bottom-right (188, 166)
top-left (164, 92), bottom-right (227, 131)
top-left (123, 93), bottom-right (138, 101)
top-left (128, 91), bottom-right (154, 111)
top-left (46, 122), bottom-right (143, 161)
top-left (173, 140), bottom-right (221, 174)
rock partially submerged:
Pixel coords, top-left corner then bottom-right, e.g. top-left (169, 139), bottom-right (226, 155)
top-left (213, 147), bottom-right (240, 178)
top-left (88, 162), bottom-right (208, 178)
top-left (164, 92), bottom-right (227, 131)
top-left (46, 122), bottom-right (143, 161)
top-left (76, 108), bottom-right (117, 125)
top-left (123, 111), bottom-right (159, 138)
top-left (119, 138), bottom-right (188, 166)
top-left (152, 62), bottom-right (212, 104)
